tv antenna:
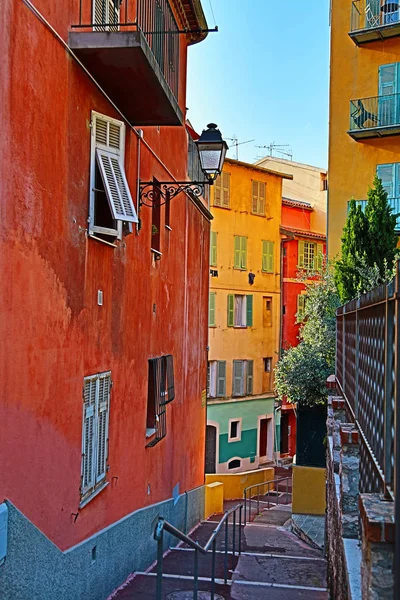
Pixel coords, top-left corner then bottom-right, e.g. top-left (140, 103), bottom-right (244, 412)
top-left (256, 142), bottom-right (293, 161)
top-left (225, 135), bottom-right (255, 160)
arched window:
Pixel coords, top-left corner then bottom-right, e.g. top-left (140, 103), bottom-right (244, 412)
top-left (228, 459), bottom-right (241, 470)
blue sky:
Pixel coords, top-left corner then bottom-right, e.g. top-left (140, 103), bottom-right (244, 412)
top-left (187, 0), bottom-right (330, 168)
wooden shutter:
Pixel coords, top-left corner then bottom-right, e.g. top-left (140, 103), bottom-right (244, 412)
top-left (263, 241), bottom-right (274, 273)
top-left (217, 361), bottom-right (226, 397)
top-left (262, 241), bottom-right (268, 272)
top-left (234, 236), bottom-right (241, 269)
top-left (252, 181), bottom-right (259, 213)
top-left (210, 232), bottom-right (217, 267)
top-left (297, 295), bottom-right (306, 321)
top-left (377, 163), bottom-right (395, 198)
top-left (222, 172), bottom-right (230, 207)
top-left (233, 361), bottom-right (244, 397)
top-left (214, 175), bottom-right (222, 206)
top-left (316, 243), bottom-right (324, 271)
top-left (96, 373), bottom-right (111, 483)
top-left (246, 295), bottom-right (253, 327)
top-left (246, 361), bottom-right (253, 395)
top-left (259, 182), bottom-right (266, 215)
top-left (227, 294), bottom-right (234, 327)
top-left (82, 376), bottom-right (97, 495)
top-left (96, 150), bottom-right (138, 222)
top-left (298, 240), bottom-right (305, 268)
top-left (209, 292), bottom-right (216, 327)
top-left (240, 237), bottom-right (247, 269)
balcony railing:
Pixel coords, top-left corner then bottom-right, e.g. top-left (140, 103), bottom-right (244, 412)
top-left (336, 261), bottom-right (400, 498)
top-left (348, 198), bottom-right (400, 229)
top-left (350, 0), bottom-right (400, 43)
top-left (72, 0), bottom-right (179, 99)
top-left (349, 94), bottom-right (400, 139)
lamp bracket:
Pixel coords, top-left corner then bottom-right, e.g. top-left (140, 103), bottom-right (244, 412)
top-left (139, 181), bottom-right (208, 208)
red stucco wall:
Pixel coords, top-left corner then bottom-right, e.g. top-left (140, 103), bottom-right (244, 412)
top-left (0, 0), bottom-right (208, 550)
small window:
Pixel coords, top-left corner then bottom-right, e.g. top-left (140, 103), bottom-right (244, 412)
top-left (264, 357), bottom-right (272, 372)
top-left (320, 173), bottom-right (328, 191)
top-left (146, 355), bottom-right (175, 447)
top-left (263, 297), bottom-right (272, 327)
top-left (81, 371), bottom-right (112, 507)
top-left (228, 459), bottom-right (241, 470)
top-left (229, 419), bottom-right (242, 442)
top-left (252, 180), bottom-right (266, 216)
top-left (89, 112), bottom-right (138, 241)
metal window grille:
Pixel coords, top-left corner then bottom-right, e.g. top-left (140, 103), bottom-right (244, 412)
top-left (146, 355), bottom-right (175, 447)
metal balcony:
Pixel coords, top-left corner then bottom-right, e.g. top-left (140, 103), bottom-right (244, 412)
top-left (348, 94), bottom-right (400, 139)
top-left (69, 0), bottom-right (182, 126)
top-left (350, 1), bottom-right (400, 44)
top-left (349, 198), bottom-right (400, 228)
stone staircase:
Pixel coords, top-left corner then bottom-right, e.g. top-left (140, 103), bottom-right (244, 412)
top-left (110, 482), bottom-right (329, 600)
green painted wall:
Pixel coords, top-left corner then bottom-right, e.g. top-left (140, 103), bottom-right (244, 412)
top-left (219, 430), bottom-right (257, 463)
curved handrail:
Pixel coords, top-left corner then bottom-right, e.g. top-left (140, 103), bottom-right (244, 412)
top-left (243, 476), bottom-right (290, 497)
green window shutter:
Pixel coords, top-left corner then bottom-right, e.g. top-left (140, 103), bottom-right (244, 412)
top-left (246, 295), bottom-right (253, 327)
top-left (227, 294), bottom-right (234, 327)
top-left (246, 360), bottom-right (253, 395)
top-left (210, 232), bottom-right (217, 267)
top-left (209, 292), bottom-right (216, 326)
top-left (241, 237), bottom-right (247, 269)
top-left (259, 182), bottom-right (266, 216)
top-left (298, 240), bottom-right (305, 268)
top-left (267, 241), bottom-right (274, 273)
top-left (233, 360), bottom-right (244, 397)
top-left (217, 361), bottom-right (226, 397)
top-left (316, 243), bottom-right (323, 271)
top-left (252, 180), bottom-right (259, 213)
top-left (262, 240), bottom-right (268, 272)
top-left (297, 295), bottom-right (306, 321)
top-left (234, 236), bottom-right (241, 269)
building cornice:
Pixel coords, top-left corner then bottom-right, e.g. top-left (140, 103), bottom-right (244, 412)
top-left (280, 226), bottom-right (326, 241)
top-left (173, 0), bottom-right (208, 45)
top-left (225, 158), bottom-right (293, 180)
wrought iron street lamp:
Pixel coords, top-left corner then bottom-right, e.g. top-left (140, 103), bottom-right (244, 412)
top-left (139, 123), bottom-right (228, 207)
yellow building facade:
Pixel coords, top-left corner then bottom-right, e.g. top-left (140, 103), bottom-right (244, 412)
top-left (206, 158), bottom-right (292, 474)
top-left (328, 0), bottom-right (400, 257)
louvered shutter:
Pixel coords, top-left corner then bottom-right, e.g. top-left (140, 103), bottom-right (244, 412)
top-left (210, 232), bottom-right (217, 267)
top-left (266, 241), bottom-right (274, 273)
top-left (246, 361), bottom-right (253, 395)
top-left (209, 292), bottom-right (216, 327)
top-left (222, 172), bottom-right (230, 207)
top-left (259, 182), bottom-right (266, 215)
top-left (165, 355), bottom-right (175, 403)
top-left (214, 175), bottom-right (222, 207)
top-left (297, 295), bottom-right (306, 321)
top-left (316, 243), bottom-right (324, 271)
top-left (378, 63), bottom-right (399, 126)
top-left (96, 373), bottom-right (111, 483)
top-left (377, 163), bottom-right (395, 198)
top-left (227, 294), bottom-right (234, 327)
top-left (234, 236), bottom-right (241, 269)
top-left (217, 361), bottom-right (226, 397)
top-left (240, 237), bottom-right (247, 269)
top-left (82, 377), bottom-right (97, 495)
top-left (246, 295), bottom-right (253, 327)
top-left (233, 361), bottom-right (244, 397)
top-left (298, 241), bottom-right (305, 268)
top-left (262, 240), bottom-right (268, 272)
top-left (96, 150), bottom-right (137, 222)
top-left (252, 181), bottom-right (259, 213)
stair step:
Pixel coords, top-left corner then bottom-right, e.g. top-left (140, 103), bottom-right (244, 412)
top-left (110, 574), bottom-right (231, 599)
top-left (230, 582), bottom-right (329, 599)
top-left (233, 554), bottom-right (327, 589)
top-left (148, 549), bottom-right (238, 580)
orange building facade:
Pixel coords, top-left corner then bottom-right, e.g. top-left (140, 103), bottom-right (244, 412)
top-left (0, 1), bottom-right (211, 597)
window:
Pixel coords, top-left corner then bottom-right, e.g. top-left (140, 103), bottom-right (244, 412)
top-left (214, 172), bottom-right (230, 208)
top-left (228, 419), bottom-right (242, 442)
top-left (298, 241), bottom-right (323, 270)
top-left (228, 458), bottom-right (241, 470)
top-left (81, 371), bottom-right (111, 507)
top-left (207, 361), bottom-right (226, 398)
top-left (146, 355), bottom-right (175, 447)
top-left (234, 236), bottom-right (247, 270)
top-left (227, 295), bottom-right (253, 327)
top-left (209, 292), bottom-right (216, 327)
top-left (251, 180), bottom-right (266, 215)
top-left (376, 162), bottom-right (400, 198)
top-left (89, 112), bottom-right (138, 241)
top-left (93, 0), bottom-right (120, 30)
top-left (232, 360), bottom-right (253, 397)
top-left (378, 64), bottom-right (400, 126)
top-left (321, 173), bottom-right (328, 191)
top-left (297, 294), bottom-right (306, 322)
top-left (263, 357), bottom-right (273, 392)
top-left (262, 241), bottom-right (274, 273)
top-left (210, 231), bottom-right (218, 267)
top-left (264, 357), bottom-right (272, 372)
top-left (263, 296), bottom-right (272, 327)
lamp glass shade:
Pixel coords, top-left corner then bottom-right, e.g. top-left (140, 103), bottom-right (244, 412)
top-left (196, 124), bottom-right (228, 182)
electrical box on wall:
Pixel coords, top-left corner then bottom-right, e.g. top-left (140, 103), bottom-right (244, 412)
top-left (0, 503), bottom-right (8, 566)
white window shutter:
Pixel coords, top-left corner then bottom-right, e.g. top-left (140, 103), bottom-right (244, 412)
top-left (96, 149), bottom-right (138, 223)
top-left (82, 377), bottom-right (97, 495)
top-left (96, 373), bottom-right (111, 483)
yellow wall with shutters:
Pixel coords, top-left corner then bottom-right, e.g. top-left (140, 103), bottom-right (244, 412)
top-left (208, 158), bottom-right (291, 399)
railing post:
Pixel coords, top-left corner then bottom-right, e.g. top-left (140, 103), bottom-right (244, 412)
top-left (156, 527), bottom-right (164, 600)
top-left (232, 510), bottom-right (236, 557)
top-left (257, 484), bottom-right (260, 516)
top-left (384, 282), bottom-right (395, 497)
top-left (211, 538), bottom-right (216, 600)
top-left (224, 517), bottom-right (228, 584)
top-left (244, 489), bottom-right (247, 525)
top-left (286, 476), bottom-right (289, 504)
top-left (355, 298), bottom-right (360, 420)
top-left (193, 549), bottom-right (199, 600)
top-left (394, 261), bottom-right (400, 598)
top-left (239, 505), bottom-right (242, 555)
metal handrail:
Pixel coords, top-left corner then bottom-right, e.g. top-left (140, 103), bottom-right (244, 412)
top-left (351, 0), bottom-right (400, 33)
top-left (349, 94), bottom-right (400, 131)
top-left (243, 476), bottom-right (291, 524)
top-left (154, 503), bottom-right (243, 600)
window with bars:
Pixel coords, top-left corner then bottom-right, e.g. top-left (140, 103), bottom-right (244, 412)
top-left (81, 371), bottom-right (112, 506)
top-left (251, 180), bottom-right (266, 216)
top-left (227, 294), bottom-right (253, 327)
top-left (262, 240), bottom-right (274, 273)
top-left (89, 112), bottom-right (138, 242)
top-left (214, 172), bottom-right (230, 208)
top-left (298, 241), bottom-right (323, 271)
top-left (234, 236), bottom-right (247, 270)
top-left (232, 360), bottom-right (253, 397)
top-left (146, 355), bottom-right (175, 447)
top-left (207, 361), bottom-right (226, 398)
